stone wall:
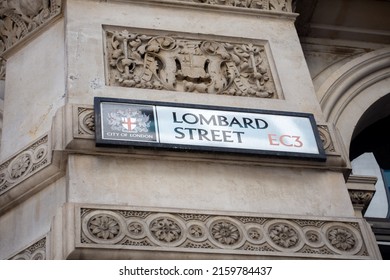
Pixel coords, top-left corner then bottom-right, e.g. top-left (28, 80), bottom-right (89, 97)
top-left (0, 0), bottom-right (382, 259)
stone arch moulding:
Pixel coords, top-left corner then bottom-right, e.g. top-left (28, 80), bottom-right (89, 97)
top-left (317, 47), bottom-right (390, 154)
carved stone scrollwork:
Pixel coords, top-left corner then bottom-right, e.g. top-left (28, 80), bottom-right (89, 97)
top-left (0, 134), bottom-right (50, 195)
top-left (317, 125), bottom-right (336, 153)
top-left (79, 207), bottom-right (371, 259)
top-left (105, 28), bottom-right (277, 98)
top-left (0, 0), bottom-right (62, 55)
top-left (77, 107), bottom-right (95, 137)
top-left (9, 237), bottom-right (46, 260)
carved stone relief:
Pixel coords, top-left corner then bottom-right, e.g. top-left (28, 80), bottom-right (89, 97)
top-left (105, 28), bottom-right (278, 98)
top-left (0, 0), bottom-right (62, 55)
top-left (349, 191), bottom-right (374, 207)
top-left (317, 125), bottom-right (336, 153)
top-left (200, 0), bottom-right (291, 12)
top-left (76, 106), bottom-right (95, 138)
top-left (347, 175), bottom-right (376, 215)
top-left (79, 206), bottom-right (370, 258)
top-left (153, 0), bottom-right (294, 12)
top-left (0, 134), bottom-right (50, 195)
top-left (348, 190), bottom-right (375, 215)
top-left (9, 237), bottom-right (46, 260)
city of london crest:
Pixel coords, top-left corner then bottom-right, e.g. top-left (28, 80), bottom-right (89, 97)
top-left (107, 108), bottom-right (151, 133)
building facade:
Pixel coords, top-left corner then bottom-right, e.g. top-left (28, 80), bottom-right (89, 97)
top-left (0, 0), bottom-right (389, 259)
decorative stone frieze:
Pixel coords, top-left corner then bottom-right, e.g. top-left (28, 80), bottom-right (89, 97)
top-left (185, 0), bottom-right (293, 12)
top-left (9, 237), bottom-right (46, 260)
top-left (0, 0), bottom-right (62, 56)
top-left (0, 134), bottom-right (51, 195)
top-left (105, 27), bottom-right (278, 98)
top-left (127, 0), bottom-right (294, 13)
top-left (76, 205), bottom-right (373, 259)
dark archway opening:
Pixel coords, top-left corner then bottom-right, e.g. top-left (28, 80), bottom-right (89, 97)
top-left (350, 93), bottom-right (390, 259)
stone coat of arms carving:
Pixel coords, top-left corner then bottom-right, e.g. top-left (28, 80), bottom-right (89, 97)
top-left (106, 29), bottom-right (277, 98)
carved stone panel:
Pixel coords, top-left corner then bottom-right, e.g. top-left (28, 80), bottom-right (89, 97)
top-left (0, 1), bottom-right (62, 55)
top-left (76, 106), bottom-right (95, 138)
top-left (191, 0), bottom-right (293, 12)
top-left (77, 205), bottom-right (373, 259)
top-left (0, 134), bottom-right (51, 195)
top-left (105, 27), bottom-right (278, 98)
top-left (9, 237), bottom-right (46, 260)
top-left (317, 125), bottom-right (336, 153)
top-left (136, 0), bottom-right (294, 13)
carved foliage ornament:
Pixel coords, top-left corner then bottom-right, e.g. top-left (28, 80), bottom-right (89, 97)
top-left (327, 227), bottom-right (356, 252)
top-left (106, 29), bottom-right (277, 98)
top-left (268, 223), bottom-right (299, 248)
top-left (77, 107), bottom-right (95, 137)
top-left (80, 208), bottom-right (369, 258)
top-left (88, 214), bottom-right (121, 240)
top-left (150, 217), bottom-right (183, 243)
top-left (0, 0), bottom-right (62, 55)
top-left (176, 0), bottom-right (293, 12)
top-left (210, 220), bottom-right (241, 246)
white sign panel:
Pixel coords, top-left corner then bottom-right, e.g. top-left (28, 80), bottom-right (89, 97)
top-left (95, 98), bottom-right (325, 160)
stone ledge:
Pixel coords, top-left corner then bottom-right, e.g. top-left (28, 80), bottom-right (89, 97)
top-left (56, 203), bottom-right (381, 259)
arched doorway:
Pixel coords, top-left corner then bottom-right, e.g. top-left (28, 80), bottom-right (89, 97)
top-left (318, 47), bottom-right (390, 259)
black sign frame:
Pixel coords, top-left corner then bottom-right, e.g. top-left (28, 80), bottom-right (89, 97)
top-left (94, 97), bottom-right (326, 161)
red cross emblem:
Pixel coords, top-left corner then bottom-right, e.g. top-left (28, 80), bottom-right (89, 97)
top-left (121, 117), bottom-right (137, 131)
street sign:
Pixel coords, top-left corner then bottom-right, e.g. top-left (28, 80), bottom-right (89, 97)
top-left (95, 98), bottom-right (326, 161)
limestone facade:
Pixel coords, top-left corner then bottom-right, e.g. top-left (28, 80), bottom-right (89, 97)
top-left (0, 0), bottom-right (387, 259)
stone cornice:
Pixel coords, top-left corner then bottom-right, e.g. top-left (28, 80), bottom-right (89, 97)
top-left (0, 0), bottom-right (63, 58)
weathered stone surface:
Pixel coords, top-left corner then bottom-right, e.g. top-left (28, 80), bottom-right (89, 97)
top-left (53, 203), bottom-right (380, 259)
